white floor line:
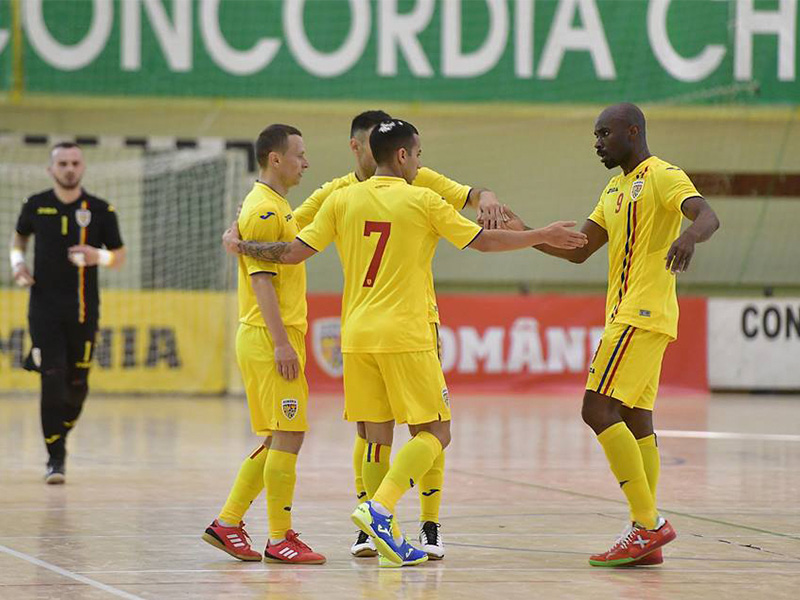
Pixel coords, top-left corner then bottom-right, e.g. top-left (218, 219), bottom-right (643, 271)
top-left (657, 430), bottom-right (800, 442)
top-left (0, 544), bottom-right (146, 600)
top-left (71, 567), bottom-right (800, 576)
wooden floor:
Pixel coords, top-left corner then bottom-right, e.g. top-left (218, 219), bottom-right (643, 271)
top-left (1, 391), bottom-right (799, 599)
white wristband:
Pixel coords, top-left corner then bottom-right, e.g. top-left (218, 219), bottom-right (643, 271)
top-left (97, 249), bottom-right (114, 267)
top-left (10, 249), bottom-right (25, 270)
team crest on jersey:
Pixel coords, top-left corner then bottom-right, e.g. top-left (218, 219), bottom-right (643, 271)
top-left (282, 398), bottom-right (298, 420)
top-left (442, 387), bottom-right (450, 408)
top-left (75, 209), bottom-right (91, 228)
top-left (630, 180), bottom-right (645, 201)
top-left (312, 317), bottom-right (343, 377)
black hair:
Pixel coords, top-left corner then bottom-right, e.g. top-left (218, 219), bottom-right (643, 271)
top-left (350, 110), bottom-right (392, 138)
top-left (255, 124), bottom-right (302, 168)
top-left (50, 141), bottom-right (81, 155)
top-left (369, 119), bottom-right (419, 165)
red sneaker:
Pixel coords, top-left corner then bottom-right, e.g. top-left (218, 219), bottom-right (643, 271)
top-left (627, 547), bottom-right (663, 566)
top-left (589, 519), bottom-right (676, 567)
top-left (202, 520), bottom-right (262, 561)
top-left (264, 530), bottom-right (326, 565)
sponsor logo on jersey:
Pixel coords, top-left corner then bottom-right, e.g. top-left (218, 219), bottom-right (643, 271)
top-left (639, 309), bottom-right (651, 317)
top-left (606, 186), bottom-right (619, 194)
top-left (260, 212), bottom-right (276, 220)
top-left (285, 213), bottom-right (293, 221)
top-left (281, 398), bottom-right (298, 420)
top-left (75, 209), bottom-right (91, 228)
top-left (630, 180), bottom-right (644, 201)
top-left (37, 207), bottom-right (58, 215)
top-left (312, 317), bottom-right (343, 377)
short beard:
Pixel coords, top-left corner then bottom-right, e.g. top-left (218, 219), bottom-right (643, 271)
top-left (55, 177), bottom-right (81, 190)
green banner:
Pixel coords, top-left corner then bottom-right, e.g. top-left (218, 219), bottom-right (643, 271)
top-left (1, 0), bottom-right (797, 104)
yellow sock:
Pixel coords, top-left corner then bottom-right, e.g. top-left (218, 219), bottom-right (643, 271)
top-left (218, 444), bottom-right (268, 525)
top-left (353, 434), bottom-right (368, 501)
top-left (597, 422), bottom-right (657, 529)
top-left (362, 441), bottom-right (391, 498)
top-left (264, 449), bottom-right (297, 541)
top-left (419, 450), bottom-right (445, 523)
top-left (373, 432), bottom-right (442, 515)
top-left (637, 434), bottom-right (660, 505)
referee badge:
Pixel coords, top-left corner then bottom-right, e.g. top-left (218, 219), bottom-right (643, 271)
top-left (630, 180), bottom-right (644, 201)
top-left (75, 209), bottom-right (92, 228)
top-left (282, 398), bottom-right (298, 420)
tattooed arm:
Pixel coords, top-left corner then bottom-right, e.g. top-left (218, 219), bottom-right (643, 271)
top-left (222, 221), bottom-right (317, 264)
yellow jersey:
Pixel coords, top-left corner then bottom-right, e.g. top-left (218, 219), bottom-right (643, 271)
top-left (293, 167), bottom-right (471, 325)
top-left (588, 156), bottom-right (700, 339)
top-left (237, 181), bottom-right (307, 334)
top-left (297, 176), bottom-right (482, 353)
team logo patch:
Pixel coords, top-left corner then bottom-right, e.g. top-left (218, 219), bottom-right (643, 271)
top-left (281, 398), bottom-right (298, 420)
top-left (630, 180), bottom-right (644, 201)
top-left (442, 387), bottom-right (450, 408)
top-left (75, 209), bottom-right (91, 228)
top-left (312, 317), bottom-right (343, 377)
top-left (32, 347), bottom-right (42, 368)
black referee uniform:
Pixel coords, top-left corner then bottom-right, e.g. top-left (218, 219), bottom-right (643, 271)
top-left (15, 189), bottom-right (123, 470)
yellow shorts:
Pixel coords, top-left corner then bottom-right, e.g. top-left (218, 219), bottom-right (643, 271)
top-left (343, 350), bottom-right (451, 426)
top-left (236, 323), bottom-right (308, 434)
top-left (585, 322), bottom-right (672, 411)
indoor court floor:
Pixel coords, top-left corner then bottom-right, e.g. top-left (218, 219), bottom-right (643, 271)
top-left (0, 391), bottom-right (798, 599)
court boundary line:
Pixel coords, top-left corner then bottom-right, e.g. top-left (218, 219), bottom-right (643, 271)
top-left (0, 543), bottom-right (145, 600)
top-left (450, 468), bottom-right (800, 542)
top-left (657, 430), bottom-right (800, 442)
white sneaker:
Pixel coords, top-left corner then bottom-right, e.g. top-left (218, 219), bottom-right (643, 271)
top-left (418, 521), bottom-right (445, 560)
top-left (350, 530), bottom-right (378, 557)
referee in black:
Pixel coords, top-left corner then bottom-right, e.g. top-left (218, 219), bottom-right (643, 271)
top-left (9, 142), bottom-right (126, 484)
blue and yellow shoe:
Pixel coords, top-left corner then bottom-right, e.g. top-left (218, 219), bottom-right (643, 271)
top-left (378, 541), bottom-right (428, 568)
top-left (351, 501), bottom-right (408, 565)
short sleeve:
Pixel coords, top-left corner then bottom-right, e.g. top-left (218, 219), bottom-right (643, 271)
top-left (15, 198), bottom-right (34, 236)
top-left (296, 192), bottom-right (338, 253)
top-left (587, 195), bottom-right (607, 230)
top-left (657, 166), bottom-right (701, 214)
top-left (294, 177), bottom-right (345, 229)
top-left (239, 203), bottom-right (282, 276)
top-left (413, 167), bottom-right (471, 210)
top-left (101, 205), bottom-right (124, 250)
top-left (427, 193), bottom-right (482, 249)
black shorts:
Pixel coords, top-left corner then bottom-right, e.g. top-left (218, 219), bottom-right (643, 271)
top-left (25, 314), bottom-right (98, 376)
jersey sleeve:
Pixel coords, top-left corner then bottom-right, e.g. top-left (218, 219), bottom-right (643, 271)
top-left (296, 192), bottom-right (337, 253)
top-left (101, 204), bottom-right (124, 250)
top-left (239, 203), bottom-right (282, 276)
top-left (293, 178), bottom-right (340, 229)
top-left (427, 193), bottom-right (483, 249)
top-left (15, 198), bottom-right (34, 236)
top-left (413, 167), bottom-right (471, 210)
top-left (657, 166), bottom-right (701, 214)
top-left (587, 195), bottom-right (607, 230)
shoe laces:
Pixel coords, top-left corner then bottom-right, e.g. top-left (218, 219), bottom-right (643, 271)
top-left (421, 521), bottom-right (440, 545)
top-left (609, 523), bottom-right (639, 551)
top-left (284, 530), bottom-right (312, 553)
top-left (238, 522), bottom-right (253, 545)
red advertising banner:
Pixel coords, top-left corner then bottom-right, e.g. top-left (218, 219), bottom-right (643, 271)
top-left (305, 294), bottom-right (707, 394)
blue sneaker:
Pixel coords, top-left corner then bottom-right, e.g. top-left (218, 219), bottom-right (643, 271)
top-left (351, 501), bottom-right (407, 565)
top-left (378, 540), bottom-right (428, 568)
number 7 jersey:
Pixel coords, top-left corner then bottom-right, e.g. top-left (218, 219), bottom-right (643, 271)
top-left (297, 176), bottom-right (482, 353)
top-left (588, 156), bottom-right (701, 340)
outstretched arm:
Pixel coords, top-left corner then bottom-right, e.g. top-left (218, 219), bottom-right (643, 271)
top-left (222, 221), bottom-right (316, 264)
top-left (466, 187), bottom-right (507, 230)
top-left (504, 207), bottom-right (608, 263)
top-left (469, 221), bottom-right (587, 252)
top-left (665, 196), bottom-right (720, 273)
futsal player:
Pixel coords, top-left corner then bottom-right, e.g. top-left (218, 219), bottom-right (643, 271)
top-left (505, 103), bottom-right (720, 566)
top-left (221, 119), bottom-right (587, 566)
top-left (201, 125), bottom-right (325, 565)
top-left (10, 142), bottom-right (126, 483)
top-left (289, 109), bottom-right (507, 560)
